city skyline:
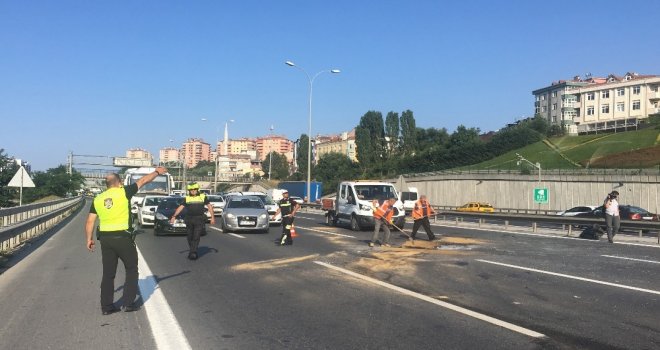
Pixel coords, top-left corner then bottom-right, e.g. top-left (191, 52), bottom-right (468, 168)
top-left (2, 1), bottom-right (659, 171)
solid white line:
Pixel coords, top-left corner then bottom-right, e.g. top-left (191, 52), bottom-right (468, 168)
top-left (137, 247), bottom-right (191, 350)
top-left (314, 261), bottom-right (545, 339)
top-left (602, 255), bottom-right (660, 264)
top-left (208, 226), bottom-right (245, 238)
top-left (296, 225), bottom-right (357, 238)
top-left (477, 259), bottom-right (660, 296)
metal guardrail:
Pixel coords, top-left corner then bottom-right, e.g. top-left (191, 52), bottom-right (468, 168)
top-left (401, 168), bottom-right (660, 177)
top-left (0, 196), bottom-right (84, 252)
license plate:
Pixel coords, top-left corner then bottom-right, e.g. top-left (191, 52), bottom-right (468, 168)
top-left (240, 221), bottom-right (255, 226)
top-left (173, 222), bottom-right (185, 228)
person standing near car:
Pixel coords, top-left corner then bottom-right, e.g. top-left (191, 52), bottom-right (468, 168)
top-left (272, 190), bottom-right (299, 245)
top-left (604, 190), bottom-right (620, 243)
top-left (411, 195), bottom-right (438, 241)
top-left (170, 183), bottom-right (215, 260)
top-left (85, 166), bottom-right (168, 315)
top-left (369, 197), bottom-right (396, 247)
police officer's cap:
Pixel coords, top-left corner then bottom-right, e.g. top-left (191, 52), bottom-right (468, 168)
top-left (187, 183), bottom-right (200, 190)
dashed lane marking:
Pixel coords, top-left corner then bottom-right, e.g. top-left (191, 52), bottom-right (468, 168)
top-left (295, 225), bottom-right (357, 238)
top-left (137, 247), bottom-right (192, 350)
top-left (477, 259), bottom-right (660, 296)
top-left (602, 255), bottom-right (660, 264)
top-left (208, 226), bottom-right (245, 238)
top-left (314, 261), bottom-right (545, 339)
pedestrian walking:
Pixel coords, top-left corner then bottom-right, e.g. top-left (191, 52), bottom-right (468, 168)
top-left (411, 195), bottom-right (437, 241)
top-left (85, 166), bottom-right (168, 315)
top-left (603, 190), bottom-right (620, 243)
top-left (170, 183), bottom-right (215, 260)
top-left (272, 190), bottom-right (299, 245)
top-left (369, 197), bottom-right (396, 247)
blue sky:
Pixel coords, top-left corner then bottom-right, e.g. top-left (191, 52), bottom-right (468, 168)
top-left (1, 0), bottom-right (658, 171)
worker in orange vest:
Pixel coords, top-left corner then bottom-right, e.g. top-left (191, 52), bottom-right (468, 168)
top-left (411, 195), bottom-right (437, 241)
top-left (369, 197), bottom-right (396, 247)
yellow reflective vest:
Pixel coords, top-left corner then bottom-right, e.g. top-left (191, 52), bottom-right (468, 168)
top-left (93, 187), bottom-right (130, 232)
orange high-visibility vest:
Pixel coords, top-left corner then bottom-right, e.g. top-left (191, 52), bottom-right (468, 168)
top-left (373, 202), bottom-right (394, 222)
top-left (412, 199), bottom-right (435, 220)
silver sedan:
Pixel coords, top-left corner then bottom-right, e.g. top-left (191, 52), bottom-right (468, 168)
top-left (219, 195), bottom-right (270, 233)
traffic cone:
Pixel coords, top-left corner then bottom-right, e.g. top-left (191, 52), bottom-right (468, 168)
top-left (290, 225), bottom-right (298, 238)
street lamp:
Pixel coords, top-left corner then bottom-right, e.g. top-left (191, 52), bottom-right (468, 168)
top-left (516, 153), bottom-right (541, 184)
top-left (285, 60), bottom-right (340, 203)
top-left (268, 125), bottom-right (274, 180)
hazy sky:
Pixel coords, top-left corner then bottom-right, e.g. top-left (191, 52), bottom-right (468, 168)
top-left (2, 0), bottom-right (659, 170)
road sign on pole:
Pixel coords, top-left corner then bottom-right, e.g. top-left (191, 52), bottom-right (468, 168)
top-left (534, 187), bottom-right (548, 204)
top-left (7, 166), bottom-right (36, 206)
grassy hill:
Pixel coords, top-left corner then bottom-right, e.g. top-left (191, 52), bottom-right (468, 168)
top-left (459, 127), bottom-right (660, 171)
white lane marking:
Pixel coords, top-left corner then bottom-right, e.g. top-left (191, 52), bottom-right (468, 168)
top-left (477, 259), bottom-right (660, 296)
top-left (137, 247), bottom-right (192, 350)
top-left (602, 255), bottom-right (660, 264)
top-left (296, 225), bottom-right (357, 238)
top-left (314, 261), bottom-right (545, 339)
top-left (208, 226), bottom-right (245, 238)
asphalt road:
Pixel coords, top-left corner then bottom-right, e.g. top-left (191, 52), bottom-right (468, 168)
top-left (1, 203), bottom-right (659, 350)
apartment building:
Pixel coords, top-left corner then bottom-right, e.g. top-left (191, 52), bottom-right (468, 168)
top-left (217, 137), bottom-right (257, 156)
top-left (159, 147), bottom-right (180, 164)
top-left (315, 129), bottom-right (357, 162)
top-left (126, 148), bottom-right (153, 162)
top-left (533, 72), bottom-right (660, 134)
top-left (181, 138), bottom-right (211, 168)
top-left (256, 135), bottom-right (294, 162)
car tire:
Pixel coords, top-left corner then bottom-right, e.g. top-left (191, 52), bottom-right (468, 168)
top-left (154, 225), bottom-right (160, 236)
top-left (220, 218), bottom-right (230, 233)
top-left (350, 215), bottom-right (361, 231)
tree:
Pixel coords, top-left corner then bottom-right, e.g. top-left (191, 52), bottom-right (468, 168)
top-left (188, 160), bottom-right (215, 177)
top-left (416, 127), bottom-right (449, 152)
top-left (261, 152), bottom-right (289, 180)
top-left (385, 111), bottom-right (400, 157)
top-left (355, 110), bottom-right (385, 169)
top-left (315, 153), bottom-right (360, 195)
top-left (23, 165), bottom-right (85, 203)
top-left (0, 149), bottom-right (19, 207)
top-left (296, 134), bottom-right (311, 176)
top-left (526, 114), bottom-right (550, 136)
top-left (448, 125), bottom-right (482, 149)
top-left (400, 110), bottom-right (417, 156)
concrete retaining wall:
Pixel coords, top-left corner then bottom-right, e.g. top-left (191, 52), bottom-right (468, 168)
top-left (395, 173), bottom-right (660, 213)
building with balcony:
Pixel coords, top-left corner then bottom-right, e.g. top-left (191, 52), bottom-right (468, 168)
top-left (256, 135), bottom-right (294, 162)
top-left (181, 138), bottom-right (211, 168)
top-left (159, 147), bottom-right (180, 164)
top-left (126, 148), bottom-right (153, 163)
top-left (533, 72), bottom-right (660, 134)
top-left (217, 137), bottom-right (257, 156)
top-left (315, 129), bottom-right (357, 162)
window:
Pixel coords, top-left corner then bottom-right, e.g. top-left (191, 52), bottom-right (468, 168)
top-left (542, 106), bottom-right (547, 112)
top-left (552, 91), bottom-right (557, 97)
top-left (617, 88), bottom-right (625, 96)
top-left (601, 91), bottom-right (610, 98)
top-left (652, 85), bottom-right (659, 92)
top-left (541, 95), bottom-right (546, 101)
top-left (587, 92), bottom-right (595, 101)
top-left (535, 106), bottom-right (540, 114)
top-left (616, 103), bottom-right (625, 112)
top-left (552, 116), bottom-right (557, 123)
top-left (632, 100), bottom-right (641, 110)
top-left (633, 85), bottom-right (640, 94)
top-left (587, 106), bottom-right (594, 115)
top-left (601, 104), bottom-right (609, 113)
top-left (552, 103), bottom-right (557, 110)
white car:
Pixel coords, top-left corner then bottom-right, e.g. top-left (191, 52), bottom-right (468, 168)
top-left (207, 195), bottom-right (226, 216)
top-left (254, 194), bottom-right (282, 225)
top-left (137, 195), bottom-right (167, 227)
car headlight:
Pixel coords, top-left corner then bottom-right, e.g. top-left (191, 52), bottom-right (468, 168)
top-left (259, 213), bottom-right (268, 219)
top-left (226, 213), bottom-right (235, 219)
top-left (156, 213), bottom-right (168, 220)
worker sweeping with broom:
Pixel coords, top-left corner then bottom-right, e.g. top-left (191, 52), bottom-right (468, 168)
top-left (369, 197), bottom-right (396, 247)
top-left (411, 195), bottom-right (438, 241)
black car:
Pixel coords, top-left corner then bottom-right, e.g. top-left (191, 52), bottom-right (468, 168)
top-left (153, 196), bottom-right (208, 236)
top-left (574, 205), bottom-right (659, 232)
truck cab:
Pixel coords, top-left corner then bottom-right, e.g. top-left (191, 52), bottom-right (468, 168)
top-left (326, 181), bottom-right (406, 231)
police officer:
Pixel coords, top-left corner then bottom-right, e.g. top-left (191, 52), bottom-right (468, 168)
top-left (411, 195), bottom-right (437, 241)
top-left (170, 183), bottom-right (215, 260)
top-left (272, 190), bottom-right (299, 245)
top-left (85, 166), bottom-right (168, 315)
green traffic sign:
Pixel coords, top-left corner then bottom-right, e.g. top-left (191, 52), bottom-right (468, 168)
top-left (534, 187), bottom-right (548, 204)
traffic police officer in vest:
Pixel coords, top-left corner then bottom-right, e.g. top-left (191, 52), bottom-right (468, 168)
top-left (170, 183), bottom-right (215, 260)
top-left (411, 195), bottom-right (438, 241)
top-left (272, 190), bottom-right (299, 245)
top-left (85, 166), bottom-right (168, 315)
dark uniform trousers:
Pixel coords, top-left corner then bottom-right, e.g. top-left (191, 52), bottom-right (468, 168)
top-left (412, 217), bottom-right (436, 240)
top-left (185, 215), bottom-right (206, 254)
top-left (100, 235), bottom-right (138, 309)
top-left (281, 215), bottom-right (295, 244)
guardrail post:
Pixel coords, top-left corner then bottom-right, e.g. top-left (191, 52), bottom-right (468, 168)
top-left (455, 217), bottom-right (459, 226)
top-left (532, 222), bottom-right (537, 233)
top-left (505, 220), bottom-right (508, 230)
top-left (478, 218), bottom-right (482, 228)
top-left (639, 230), bottom-right (643, 238)
top-left (567, 225), bottom-right (572, 237)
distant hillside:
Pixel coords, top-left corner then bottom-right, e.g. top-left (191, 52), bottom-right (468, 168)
top-left (458, 128), bottom-right (660, 170)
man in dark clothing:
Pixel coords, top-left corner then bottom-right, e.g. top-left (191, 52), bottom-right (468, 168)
top-left (272, 190), bottom-right (300, 245)
top-left (85, 166), bottom-right (168, 315)
top-left (170, 183), bottom-right (215, 260)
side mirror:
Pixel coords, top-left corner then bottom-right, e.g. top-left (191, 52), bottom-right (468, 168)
top-left (150, 208), bottom-right (156, 212)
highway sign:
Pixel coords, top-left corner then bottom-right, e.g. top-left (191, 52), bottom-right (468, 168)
top-left (534, 187), bottom-right (548, 204)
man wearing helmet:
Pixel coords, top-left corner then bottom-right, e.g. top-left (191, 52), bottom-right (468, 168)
top-left (170, 183), bottom-right (215, 259)
top-left (272, 190), bottom-right (299, 245)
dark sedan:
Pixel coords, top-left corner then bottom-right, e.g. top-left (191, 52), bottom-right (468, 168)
top-left (574, 205), bottom-right (659, 233)
top-left (153, 196), bottom-right (208, 236)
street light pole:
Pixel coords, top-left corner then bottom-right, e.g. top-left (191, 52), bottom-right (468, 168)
top-left (268, 125), bottom-right (274, 180)
top-left (285, 60), bottom-right (340, 203)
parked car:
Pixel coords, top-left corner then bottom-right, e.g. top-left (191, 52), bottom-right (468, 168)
top-left (219, 195), bottom-right (269, 233)
top-left (207, 195), bottom-right (225, 216)
top-left (137, 195), bottom-right (167, 227)
top-left (290, 196), bottom-right (304, 205)
top-left (575, 205), bottom-right (659, 221)
top-left (153, 196), bottom-right (208, 236)
top-left (254, 194), bottom-right (282, 225)
top-left (556, 205), bottom-right (598, 217)
top-left (457, 202), bottom-right (495, 213)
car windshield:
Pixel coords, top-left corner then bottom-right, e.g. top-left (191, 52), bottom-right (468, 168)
top-left (207, 196), bottom-right (224, 203)
top-left (256, 195), bottom-right (275, 205)
top-left (159, 198), bottom-right (183, 210)
top-left (354, 185), bottom-right (397, 201)
top-left (144, 197), bottom-right (163, 206)
top-left (626, 206), bottom-right (649, 214)
top-left (228, 198), bottom-right (264, 209)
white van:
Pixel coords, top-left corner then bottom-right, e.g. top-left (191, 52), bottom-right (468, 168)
top-left (325, 181), bottom-right (406, 231)
top-left (401, 187), bottom-right (418, 214)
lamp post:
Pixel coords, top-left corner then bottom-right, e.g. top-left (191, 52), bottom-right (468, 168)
top-left (268, 125), bottom-right (274, 180)
top-left (516, 153), bottom-right (541, 184)
top-left (285, 60), bottom-right (340, 203)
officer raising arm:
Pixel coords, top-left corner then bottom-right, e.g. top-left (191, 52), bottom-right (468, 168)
top-left (85, 166), bottom-right (167, 315)
top-left (169, 183), bottom-right (215, 260)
